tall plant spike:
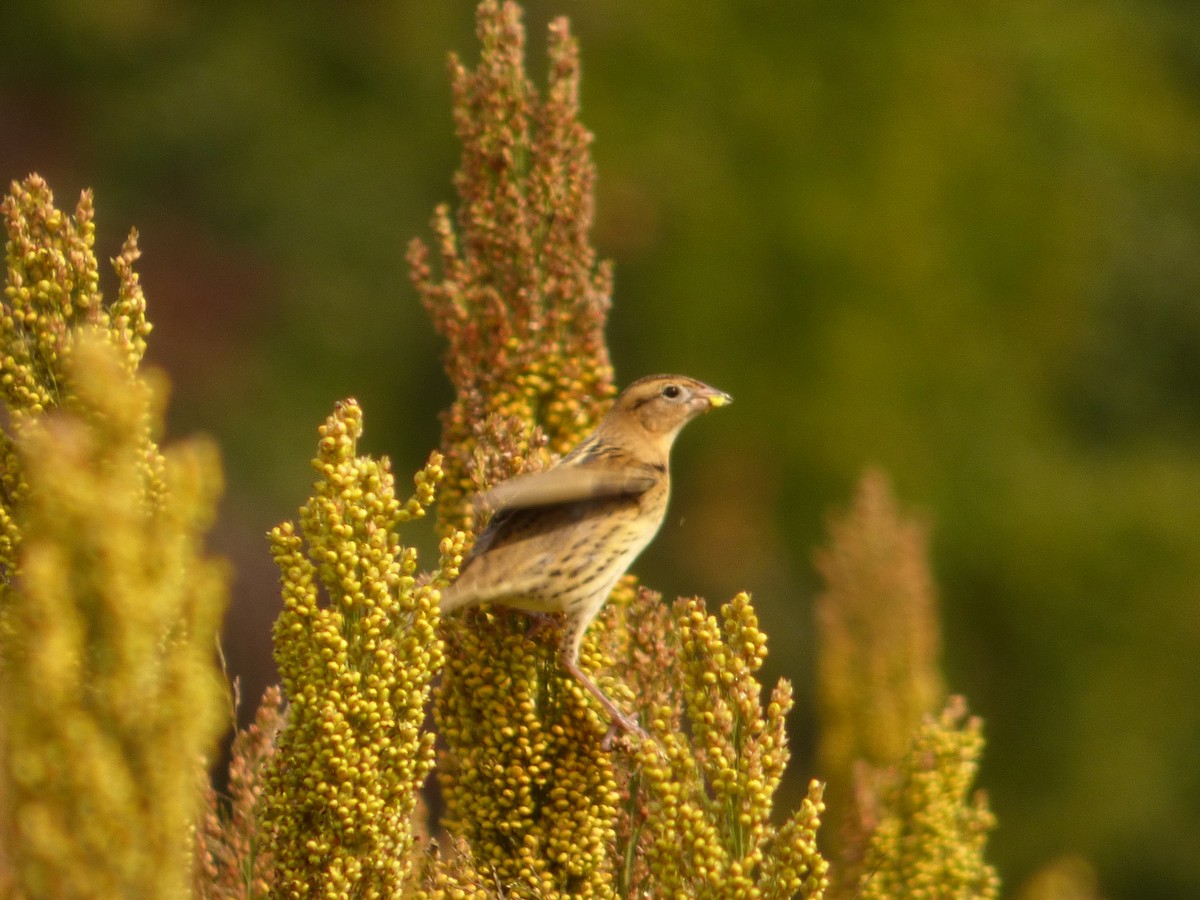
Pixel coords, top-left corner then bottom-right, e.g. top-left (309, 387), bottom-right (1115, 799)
top-left (261, 400), bottom-right (462, 897)
top-left (853, 697), bottom-right (999, 899)
top-left (0, 176), bottom-right (155, 590)
top-left (412, 2), bottom-right (841, 895)
top-left (814, 470), bottom-right (946, 840)
top-left (194, 686), bottom-right (285, 899)
top-left (631, 593), bottom-right (829, 898)
top-left (410, 3), bottom-right (625, 894)
top-left (0, 177), bottom-right (228, 898)
top-left (409, 0), bottom-right (614, 539)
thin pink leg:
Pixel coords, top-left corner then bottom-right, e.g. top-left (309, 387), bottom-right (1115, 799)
top-left (559, 651), bottom-right (648, 741)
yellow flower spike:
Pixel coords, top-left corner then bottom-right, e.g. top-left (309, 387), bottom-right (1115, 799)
top-left (0, 178), bottom-right (226, 899)
top-left (852, 697), bottom-right (997, 899)
top-left (615, 592), bottom-right (829, 897)
top-left (263, 402), bottom-right (448, 896)
top-left (815, 472), bottom-right (947, 858)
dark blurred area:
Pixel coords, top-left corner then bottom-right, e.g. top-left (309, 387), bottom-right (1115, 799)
top-left (3, 2), bottom-right (1198, 896)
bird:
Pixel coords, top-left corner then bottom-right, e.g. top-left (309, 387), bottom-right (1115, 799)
top-left (439, 374), bottom-right (732, 739)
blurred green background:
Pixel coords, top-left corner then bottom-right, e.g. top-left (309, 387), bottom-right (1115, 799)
top-left (3, 2), bottom-right (1198, 896)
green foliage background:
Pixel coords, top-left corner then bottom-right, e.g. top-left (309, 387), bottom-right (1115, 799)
top-left (3, 2), bottom-right (1197, 896)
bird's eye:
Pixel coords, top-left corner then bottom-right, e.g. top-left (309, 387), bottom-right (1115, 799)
top-left (662, 384), bottom-right (682, 400)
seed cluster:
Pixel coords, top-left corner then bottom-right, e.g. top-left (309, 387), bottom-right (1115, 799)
top-left (854, 698), bottom-right (999, 899)
top-left (630, 593), bottom-right (829, 899)
top-left (262, 401), bottom-right (463, 897)
top-left (0, 178), bottom-right (227, 898)
top-left (814, 470), bottom-right (946, 838)
top-left (408, 0), bottom-right (615, 540)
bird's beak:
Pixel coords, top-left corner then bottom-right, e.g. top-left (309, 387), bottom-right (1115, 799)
top-left (704, 388), bottom-right (733, 409)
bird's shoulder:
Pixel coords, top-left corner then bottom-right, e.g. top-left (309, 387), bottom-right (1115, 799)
top-left (481, 436), bottom-right (664, 512)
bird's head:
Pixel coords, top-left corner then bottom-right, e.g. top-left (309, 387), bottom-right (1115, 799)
top-left (600, 374), bottom-right (732, 452)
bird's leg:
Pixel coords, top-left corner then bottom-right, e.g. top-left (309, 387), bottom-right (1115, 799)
top-left (559, 647), bottom-right (649, 741)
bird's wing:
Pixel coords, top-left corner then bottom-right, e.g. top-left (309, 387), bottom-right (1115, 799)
top-left (480, 459), bottom-right (659, 512)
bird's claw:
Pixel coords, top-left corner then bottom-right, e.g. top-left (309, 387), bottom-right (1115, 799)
top-left (601, 711), bottom-right (649, 751)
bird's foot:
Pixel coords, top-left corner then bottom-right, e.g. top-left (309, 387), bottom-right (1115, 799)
top-left (601, 711), bottom-right (649, 751)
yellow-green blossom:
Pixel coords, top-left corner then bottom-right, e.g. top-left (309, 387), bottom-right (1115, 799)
top-left (634, 593), bottom-right (828, 899)
top-left (814, 470), bottom-right (946, 840)
top-left (262, 400), bottom-right (460, 897)
top-left (855, 697), bottom-right (999, 899)
top-left (0, 175), bottom-right (156, 589)
top-left (0, 177), bottom-right (226, 899)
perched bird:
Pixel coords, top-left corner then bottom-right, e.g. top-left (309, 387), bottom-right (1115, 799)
top-left (440, 374), bottom-right (732, 738)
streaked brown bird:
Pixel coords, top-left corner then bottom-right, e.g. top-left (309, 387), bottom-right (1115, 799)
top-left (440, 374), bottom-right (732, 738)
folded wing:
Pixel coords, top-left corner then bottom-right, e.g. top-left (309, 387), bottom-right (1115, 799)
top-left (481, 462), bottom-right (658, 511)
